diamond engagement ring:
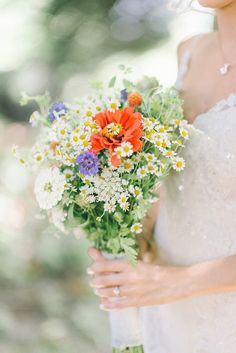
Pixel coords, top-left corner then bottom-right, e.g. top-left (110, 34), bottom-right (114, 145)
top-left (113, 286), bottom-right (121, 297)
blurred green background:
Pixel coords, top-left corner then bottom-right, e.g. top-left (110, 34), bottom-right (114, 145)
top-left (0, 1), bottom-right (213, 352)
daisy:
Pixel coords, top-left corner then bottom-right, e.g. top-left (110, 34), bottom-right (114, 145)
top-left (131, 223), bottom-right (143, 234)
top-left (115, 142), bottom-right (133, 158)
top-left (137, 167), bottom-right (148, 178)
top-left (163, 149), bottom-right (176, 158)
top-left (34, 167), bottom-right (66, 210)
top-left (121, 160), bottom-right (134, 172)
top-left (146, 162), bottom-right (156, 174)
top-left (129, 185), bottom-right (142, 199)
top-left (180, 127), bottom-right (189, 140)
top-left (103, 95), bottom-right (120, 112)
top-left (172, 157), bottom-right (185, 171)
top-left (63, 168), bottom-right (74, 181)
top-left (29, 111), bottom-right (41, 127)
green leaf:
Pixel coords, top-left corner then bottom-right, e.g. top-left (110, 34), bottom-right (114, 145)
top-left (108, 76), bottom-right (117, 88)
top-left (118, 64), bottom-right (126, 71)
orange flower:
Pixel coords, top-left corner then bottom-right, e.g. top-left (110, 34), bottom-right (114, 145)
top-left (90, 107), bottom-right (143, 166)
top-left (50, 141), bottom-right (59, 152)
top-left (128, 92), bottom-right (142, 107)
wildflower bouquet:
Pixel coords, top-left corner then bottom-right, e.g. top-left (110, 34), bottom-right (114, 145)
top-left (14, 67), bottom-right (191, 353)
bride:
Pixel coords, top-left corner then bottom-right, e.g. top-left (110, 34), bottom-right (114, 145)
top-left (87, 1), bottom-right (236, 352)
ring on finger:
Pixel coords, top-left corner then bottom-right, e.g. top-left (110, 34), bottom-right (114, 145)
top-left (113, 285), bottom-right (121, 297)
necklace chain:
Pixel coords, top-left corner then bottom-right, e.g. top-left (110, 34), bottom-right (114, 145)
top-left (218, 33), bottom-right (236, 76)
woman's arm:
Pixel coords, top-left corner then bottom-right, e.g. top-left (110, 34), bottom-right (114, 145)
top-left (87, 248), bottom-right (236, 310)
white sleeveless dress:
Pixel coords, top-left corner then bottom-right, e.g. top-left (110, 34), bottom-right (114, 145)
top-left (141, 42), bottom-right (236, 353)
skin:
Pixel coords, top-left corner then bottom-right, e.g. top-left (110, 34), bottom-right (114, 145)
top-left (87, 1), bottom-right (236, 310)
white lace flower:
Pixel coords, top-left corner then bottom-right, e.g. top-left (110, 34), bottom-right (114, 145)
top-left (34, 167), bottom-right (66, 210)
top-left (104, 202), bottom-right (116, 213)
top-left (50, 207), bottom-right (67, 232)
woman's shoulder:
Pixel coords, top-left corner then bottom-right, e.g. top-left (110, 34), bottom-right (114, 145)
top-left (177, 32), bottom-right (214, 64)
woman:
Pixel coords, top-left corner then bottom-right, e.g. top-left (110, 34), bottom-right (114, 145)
top-left (87, 1), bottom-right (236, 352)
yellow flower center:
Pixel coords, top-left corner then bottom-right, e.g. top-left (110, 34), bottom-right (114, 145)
top-left (102, 122), bottom-right (123, 138)
top-left (36, 155), bottom-right (42, 161)
top-left (176, 161), bottom-right (183, 168)
top-left (44, 182), bottom-right (52, 193)
top-left (73, 136), bottom-right (79, 142)
top-left (86, 111), bottom-right (93, 117)
top-left (110, 102), bottom-right (118, 110)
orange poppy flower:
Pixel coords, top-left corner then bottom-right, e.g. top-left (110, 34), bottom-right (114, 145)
top-left (90, 107), bottom-right (143, 166)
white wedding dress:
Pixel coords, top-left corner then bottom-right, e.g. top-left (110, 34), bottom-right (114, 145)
top-left (140, 41), bottom-right (236, 353)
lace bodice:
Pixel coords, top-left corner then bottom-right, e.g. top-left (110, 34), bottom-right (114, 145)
top-left (141, 38), bottom-right (236, 353)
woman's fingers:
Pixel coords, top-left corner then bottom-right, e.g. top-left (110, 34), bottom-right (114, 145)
top-left (87, 247), bottom-right (104, 261)
top-left (90, 272), bottom-right (132, 288)
top-left (88, 259), bottom-right (127, 274)
top-left (94, 284), bottom-right (135, 298)
top-left (100, 296), bottom-right (138, 310)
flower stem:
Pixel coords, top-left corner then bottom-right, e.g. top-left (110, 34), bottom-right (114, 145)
top-left (112, 345), bottom-right (144, 353)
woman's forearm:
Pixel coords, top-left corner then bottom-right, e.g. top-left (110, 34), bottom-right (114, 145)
top-left (189, 254), bottom-right (236, 297)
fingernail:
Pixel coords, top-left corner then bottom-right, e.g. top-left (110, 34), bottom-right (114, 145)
top-left (94, 289), bottom-right (99, 295)
top-left (90, 284), bottom-right (104, 288)
top-left (87, 268), bottom-right (94, 275)
top-left (99, 304), bottom-right (106, 310)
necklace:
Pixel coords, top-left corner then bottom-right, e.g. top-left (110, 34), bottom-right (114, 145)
top-left (218, 34), bottom-right (236, 76)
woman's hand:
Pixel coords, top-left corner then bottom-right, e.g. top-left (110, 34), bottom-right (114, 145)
top-left (87, 247), bottom-right (197, 310)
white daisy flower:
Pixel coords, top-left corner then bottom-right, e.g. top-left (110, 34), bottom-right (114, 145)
top-left (144, 153), bottom-right (156, 162)
top-left (63, 168), bottom-right (74, 181)
top-left (129, 185), bottom-right (143, 199)
top-left (118, 193), bottom-right (130, 211)
top-left (122, 160), bottom-right (134, 172)
top-left (180, 127), bottom-right (189, 140)
top-left (103, 91), bottom-right (120, 112)
top-left (163, 149), bottom-right (176, 158)
top-left (34, 167), bottom-right (66, 210)
top-left (34, 152), bottom-right (44, 163)
top-left (137, 166), bottom-right (148, 178)
top-left (172, 157), bottom-right (186, 171)
top-left (131, 223), bottom-right (143, 234)
top-left (29, 111), bottom-right (42, 127)
top-left (146, 162), bottom-right (156, 174)
top-left (117, 141), bottom-right (133, 158)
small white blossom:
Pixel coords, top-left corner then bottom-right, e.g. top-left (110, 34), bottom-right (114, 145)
top-left (34, 168), bottom-right (66, 210)
top-left (137, 167), bottom-right (148, 178)
top-left (172, 157), bottom-right (185, 171)
top-left (29, 111), bottom-right (42, 127)
top-left (131, 223), bottom-right (143, 234)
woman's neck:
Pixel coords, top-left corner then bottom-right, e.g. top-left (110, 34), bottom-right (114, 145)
top-left (216, 3), bottom-right (236, 46)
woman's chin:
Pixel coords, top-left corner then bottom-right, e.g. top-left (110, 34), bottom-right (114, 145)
top-left (198, 0), bottom-right (235, 9)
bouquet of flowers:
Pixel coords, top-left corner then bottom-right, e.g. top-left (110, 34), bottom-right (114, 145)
top-left (14, 66), bottom-right (191, 353)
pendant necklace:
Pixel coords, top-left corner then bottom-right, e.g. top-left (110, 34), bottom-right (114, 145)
top-left (218, 34), bottom-right (236, 76)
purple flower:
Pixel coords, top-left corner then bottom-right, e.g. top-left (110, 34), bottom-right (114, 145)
top-left (76, 151), bottom-right (99, 176)
top-left (120, 89), bottom-right (128, 101)
top-left (49, 102), bottom-right (68, 122)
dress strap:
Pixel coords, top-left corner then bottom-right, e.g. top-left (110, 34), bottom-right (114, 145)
top-left (174, 33), bottom-right (204, 91)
